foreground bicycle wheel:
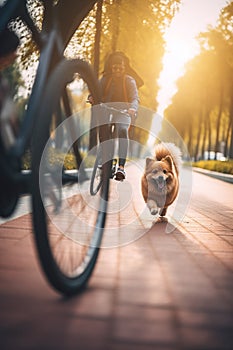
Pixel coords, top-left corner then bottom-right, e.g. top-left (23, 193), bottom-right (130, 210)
top-left (31, 59), bottom-right (110, 295)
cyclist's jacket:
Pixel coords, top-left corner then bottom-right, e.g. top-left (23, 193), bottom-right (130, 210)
top-left (100, 74), bottom-right (139, 111)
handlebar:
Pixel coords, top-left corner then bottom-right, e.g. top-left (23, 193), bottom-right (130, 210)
top-left (99, 103), bottom-right (131, 118)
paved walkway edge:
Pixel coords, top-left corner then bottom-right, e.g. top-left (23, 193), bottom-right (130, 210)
top-left (193, 166), bottom-right (233, 184)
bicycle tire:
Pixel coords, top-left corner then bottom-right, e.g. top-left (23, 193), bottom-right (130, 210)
top-left (31, 59), bottom-right (109, 295)
top-left (90, 147), bottom-right (103, 196)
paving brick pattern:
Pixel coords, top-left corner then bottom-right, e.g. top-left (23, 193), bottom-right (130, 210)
top-left (0, 167), bottom-right (233, 350)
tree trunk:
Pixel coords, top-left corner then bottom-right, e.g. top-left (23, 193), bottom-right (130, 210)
top-left (207, 114), bottom-right (212, 160)
top-left (214, 87), bottom-right (224, 159)
top-left (225, 117), bottom-right (231, 157)
top-left (201, 116), bottom-right (207, 159)
top-left (187, 122), bottom-right (193, 159)
top-left (89, 0), bottom-right (103, 151)
top-left (93, 0), bottom-right (103, 77)
top-left (111, 0), bottom-right (121, 51)
top-left (228, 93), bottom-right (233, 159)
top-left (194, 109), bottom-right (203, 161)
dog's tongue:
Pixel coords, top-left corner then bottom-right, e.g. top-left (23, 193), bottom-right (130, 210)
top-left (158, 181), bottom-right (165, 190)
top-left (158, 181), bottom-right (165, 189)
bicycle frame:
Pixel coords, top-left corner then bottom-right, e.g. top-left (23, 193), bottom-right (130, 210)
top-left (1, 1), bottom-right (63, 159)
top-left (0, 0), bottom-right (98, 216)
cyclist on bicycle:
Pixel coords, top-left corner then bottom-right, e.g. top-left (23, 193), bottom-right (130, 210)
top-left (99, 51), bottom-right (139, 181)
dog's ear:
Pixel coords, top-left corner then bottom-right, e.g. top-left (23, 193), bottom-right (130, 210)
top-left (164, 155), bottom-right (174, 170)
top-left (146, 157), bottom-right (154, 168)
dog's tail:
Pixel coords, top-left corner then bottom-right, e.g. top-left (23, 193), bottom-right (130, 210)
top-left (155, 142), bottom-right (182, 174)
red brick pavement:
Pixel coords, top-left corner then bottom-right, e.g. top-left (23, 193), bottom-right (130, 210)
top-left (0, 165), bottom-right (233, 350)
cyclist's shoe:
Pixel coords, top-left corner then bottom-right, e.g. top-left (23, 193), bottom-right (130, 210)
top-left (115, 167), bottom-right (126, 181)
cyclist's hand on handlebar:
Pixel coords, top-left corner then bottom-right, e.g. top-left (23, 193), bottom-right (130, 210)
top-left (128, 108), bottom-right (137, 121)
top-left (87, 94), bottom-right (94, 105)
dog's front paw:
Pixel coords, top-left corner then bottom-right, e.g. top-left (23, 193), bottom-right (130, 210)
top-left (152, 216), bottom-right (168, 225)
top-left (147, 199), bottom-right (158, 216)
top-left (150, 207), bottom-right (158, 215)
top-left (157, 216), bottom-right (168, 223)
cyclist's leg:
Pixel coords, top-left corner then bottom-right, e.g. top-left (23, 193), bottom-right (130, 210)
top-left (117, 122), bottom-right (129, 167)
top-left (114, 122), bottom-right (130, 180)
top-left (98, 111), bottom-right (115, 167)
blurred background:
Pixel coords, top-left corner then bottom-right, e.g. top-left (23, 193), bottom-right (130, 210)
top-left (2, 0), bottom-right (233, 169)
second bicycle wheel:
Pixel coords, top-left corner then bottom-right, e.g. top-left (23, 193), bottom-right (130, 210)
top-left (90, 147), bottom-right (103, 196)
top-left (31, 59), bottom-right (110, 295)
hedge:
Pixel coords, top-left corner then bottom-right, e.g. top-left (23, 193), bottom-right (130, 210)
top-left (193, 160), bottom-right (233, 175)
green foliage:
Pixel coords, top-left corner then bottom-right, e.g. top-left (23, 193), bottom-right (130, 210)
top-left (193, 160), bottom-right (233, 175)
top-left (11, 0), bottom-right (181, 106)
top-left (22, 149), bottom-right (95, 170)
top-left (1, 61), bottom-right (27, 125)
top-left (22, 150), bottom-right (31, 170)
top-left (1, 62), bottom-right (24, 98)
top-left (65, 7), bottom-right (97, 61)
top-left (12, 1), bottom-right (43, 64)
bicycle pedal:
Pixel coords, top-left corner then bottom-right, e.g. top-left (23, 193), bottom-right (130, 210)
top-left (110, 166), bottom-right (116, 179)
top-left (110, 171), bottom-right (115, 179)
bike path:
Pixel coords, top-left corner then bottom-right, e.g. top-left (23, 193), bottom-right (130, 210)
top-left (0, 165), bottom-right (233, 350)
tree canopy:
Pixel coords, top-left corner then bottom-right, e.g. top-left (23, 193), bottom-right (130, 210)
top-left (9, 0), bottom-right (181, 149)
top-left (66, 0), bottom-right (181, 110)
top-left (14, 0), bottom-right (181, 111)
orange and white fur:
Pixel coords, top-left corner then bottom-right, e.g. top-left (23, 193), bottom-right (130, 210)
top-left (141, 143), bottom-right (181, 220)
